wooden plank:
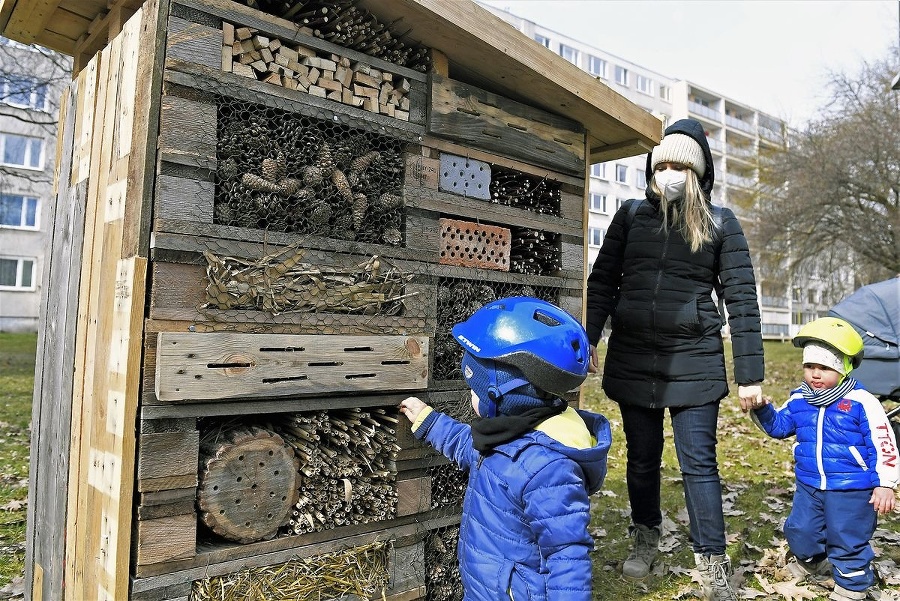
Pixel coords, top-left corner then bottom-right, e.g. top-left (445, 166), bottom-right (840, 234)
top-left (154, 174), bottom-right (214, 223)
top-left (123, 0), bottom-right (167, 258)
top-left (155, 332), bottom-right (429, 401)
top-left (140, 389), bottom-right (432, 420)
top-left (65, 7), bottom-right (154, 597)
top-left (403, 185), bottom-right (582, 238)
top-left (24, 83), bottom-right (82, 601)
top-left (166, 14), bottom-right (222, 70)
top-left (131, 510), bottom-right (459, 580)
top-left (136, 431), bottom-right (200, 486)
top-left (134, 514), bottom-right (197, 565)
top-left (158, 94), bottom-right (217, 165)
top-left (428, 74), bottom-right (586, 176)
top-left (130, 580), bottom-right (193, 601)
top-left (404, 154), bottom-right (439, 190)
top-left (396, 477), bottom-right (430, 517)
top-left (421, 135), bottom-right (583, 187)
top-left (137, 500), bottom-right (197, 521)
top-left (140, 487), bottom-right (198, 507)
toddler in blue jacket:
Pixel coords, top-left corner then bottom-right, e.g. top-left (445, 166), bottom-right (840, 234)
top-left (752, 317), bottom-right (899, 601)
top-left (399, 297), bottom-right (612, 601)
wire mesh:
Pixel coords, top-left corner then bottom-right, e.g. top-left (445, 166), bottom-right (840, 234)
top-left (432, 278), bottom-right (561, 381)
top-left (215, 95), bottom-right (406, 244)
top-left (424, 525), bottom-right (463, 601)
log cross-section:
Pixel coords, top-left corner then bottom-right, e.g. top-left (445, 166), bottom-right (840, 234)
top-left (155, 332), bottom-right (429, 401)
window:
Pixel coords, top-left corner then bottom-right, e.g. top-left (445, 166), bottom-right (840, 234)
top-left (590, 163), bottom-right (607, 179)
top-left (0, 194), bottom-right (38, 228)
top-left (616, 197), bottom-right (626, 210)
top-left (559, 44), bottom-right (578, 65)
top-left (0, 74), bottom-right (48, 110)
top-left (534, 34), bottom-right (551, 49)
top-left (659, 85), bottom-right (671, 102)
top-left (0, 133), bottom-right (43, 169)
top-left (615, 164), bottom-right (628, 184)
top-left (635, 170), bottom-right (647, 189)
top-left (589, 193), bottom-right (607, 213)
top-left (635, 74), bottom-right (653, 96)
top-left (588, 227), bottom-right (604, 247)
top-left (587, 55), bottom-right (607, 78)
top-left (0, 256), bottom-right (35, 290)
top-left (614, 65), bottom-right (628, 86)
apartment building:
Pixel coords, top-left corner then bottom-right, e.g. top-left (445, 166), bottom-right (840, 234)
top-left (0, 38), bottom-right (70, 332)
top-left (478, 4), bottom-right (850, 340)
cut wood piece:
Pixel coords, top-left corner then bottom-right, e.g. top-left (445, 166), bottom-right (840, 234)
top-left (198, 426), bottom-right (300, 544)
top-left (155, 332), bottom-right (429, 402)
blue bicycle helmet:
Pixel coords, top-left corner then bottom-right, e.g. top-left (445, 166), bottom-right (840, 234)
top-left (452, 297), bottom-right (590, 417)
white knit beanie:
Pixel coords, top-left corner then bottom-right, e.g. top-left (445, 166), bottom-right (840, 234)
top-left (802, 342), bottom-right (849, 375)
top-left (650, 133), bottom-right (706, 178)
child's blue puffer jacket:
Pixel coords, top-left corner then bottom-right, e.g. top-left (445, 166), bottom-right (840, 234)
top-left (754, 380), bottom-right (900, 490)
top-left (414, 408), bottom-right (611, 601)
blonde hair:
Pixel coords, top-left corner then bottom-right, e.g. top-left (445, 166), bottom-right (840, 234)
top-left (649, 169), bottom-right (714, 253)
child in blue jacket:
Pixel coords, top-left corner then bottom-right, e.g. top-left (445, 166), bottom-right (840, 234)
top-left (751, 317), bottom-right (899, 601)
top-left (399, 297), bottom-right (612, 601)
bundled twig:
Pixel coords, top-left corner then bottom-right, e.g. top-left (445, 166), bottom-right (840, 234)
top-left (191, 540), bottom-right (391, 600)
top-left (274, 408), bottom-right (400, 535)
top-left (203, 243), bottom-right (416, 315)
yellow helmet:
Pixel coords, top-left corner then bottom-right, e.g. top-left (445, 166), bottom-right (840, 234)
top-left (792, 317), bottom-right (864, 369)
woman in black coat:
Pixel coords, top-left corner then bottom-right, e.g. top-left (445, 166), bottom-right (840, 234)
top-left (585, 118), bottom-right (764, 601)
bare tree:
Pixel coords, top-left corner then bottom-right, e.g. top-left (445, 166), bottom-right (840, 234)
top-left (754, 49), bottom-right (900, 288)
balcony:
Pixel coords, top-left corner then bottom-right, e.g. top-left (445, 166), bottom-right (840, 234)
top-left (726, 144), bottom-right (756, 159)
top-left (759, 126), bottom-right (783, 144)
top-left (725, 115), bottom-right (755, 134)
top-left (725, 172), bottom-right (756, 188)
top-left (707, 137), bottom-right (724, 153)
top-left (688, 101), bottom-right (721, 123)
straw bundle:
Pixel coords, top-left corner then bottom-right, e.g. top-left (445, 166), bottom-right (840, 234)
top-left (191, 540), bottom-right (390, 600)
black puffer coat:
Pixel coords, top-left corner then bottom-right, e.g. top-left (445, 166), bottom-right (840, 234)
top-left (586, 119), bottom-right (764, 408)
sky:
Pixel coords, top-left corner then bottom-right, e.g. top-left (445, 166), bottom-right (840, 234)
top-left (478, 0), bottom-right (900, 127)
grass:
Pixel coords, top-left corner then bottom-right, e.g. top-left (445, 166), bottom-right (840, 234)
top-left (0, 334), bottom-right (897, 599)
top-left (0, 333), bottom-right (35, 591)
top-left (584, 340), bottom-right (900, 600)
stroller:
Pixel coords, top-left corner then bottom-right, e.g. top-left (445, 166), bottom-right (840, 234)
top-left (828, 277), bottom-right (900, 439)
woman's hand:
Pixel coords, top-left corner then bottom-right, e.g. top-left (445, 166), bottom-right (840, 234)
top-left (588, 345), bottom-right (600, 374)
top-left (870, 486), bottom-right (896, 514)
top-left (399, 396), bottom-right (427, 423)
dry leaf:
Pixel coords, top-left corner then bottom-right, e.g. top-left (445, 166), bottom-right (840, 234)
top-left (1, 499), bottom-right (25, 511)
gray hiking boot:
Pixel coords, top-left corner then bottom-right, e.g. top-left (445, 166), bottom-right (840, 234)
top-left (830, 585), bottom-right (868, 600)
top-left (694, 553), bottom-right (738, 601)
top-left (622, 523), bottom-right (660, 578)
top-left (786, 554), bottom-right (831, 581)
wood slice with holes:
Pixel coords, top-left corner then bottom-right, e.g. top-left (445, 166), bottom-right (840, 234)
top-left (198, 426), bottom-right (300, 544)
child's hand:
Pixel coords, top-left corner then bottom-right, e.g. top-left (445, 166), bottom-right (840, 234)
top-left (399, 396), bottom-right (427, 423)
top-left (738, 384), bottom-right (764, 413)
top-left (870, 486), bottom-right (896, 514)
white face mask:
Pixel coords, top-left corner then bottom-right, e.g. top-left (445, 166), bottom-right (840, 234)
top-left (654, 169), bottom-right (687, 200)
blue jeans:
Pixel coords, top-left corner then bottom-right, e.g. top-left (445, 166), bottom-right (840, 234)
top-left (619, 401), bottom-right (726, 555)
top-left (784, 481), bottom-right (875, 592)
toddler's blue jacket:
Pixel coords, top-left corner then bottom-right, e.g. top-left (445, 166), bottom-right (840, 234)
top-left (414, 408), bottom-right (611, 601)
top-left (753, 381), bottom-right (900, 491)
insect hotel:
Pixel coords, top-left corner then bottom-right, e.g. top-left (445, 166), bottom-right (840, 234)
top-left (3, 0), bottom-right (660, 599)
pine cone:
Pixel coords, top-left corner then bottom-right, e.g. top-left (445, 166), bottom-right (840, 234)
top-left (331, 169), bottom-right (353, 203)
top-left (351, 192), bottom-right (367, 230)
top-left (261, 153), bottom-right (285, 182)
top-left (242, 172), bottom-right (281, 193)
top-left (302, 165), bottom-right (324, 187)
